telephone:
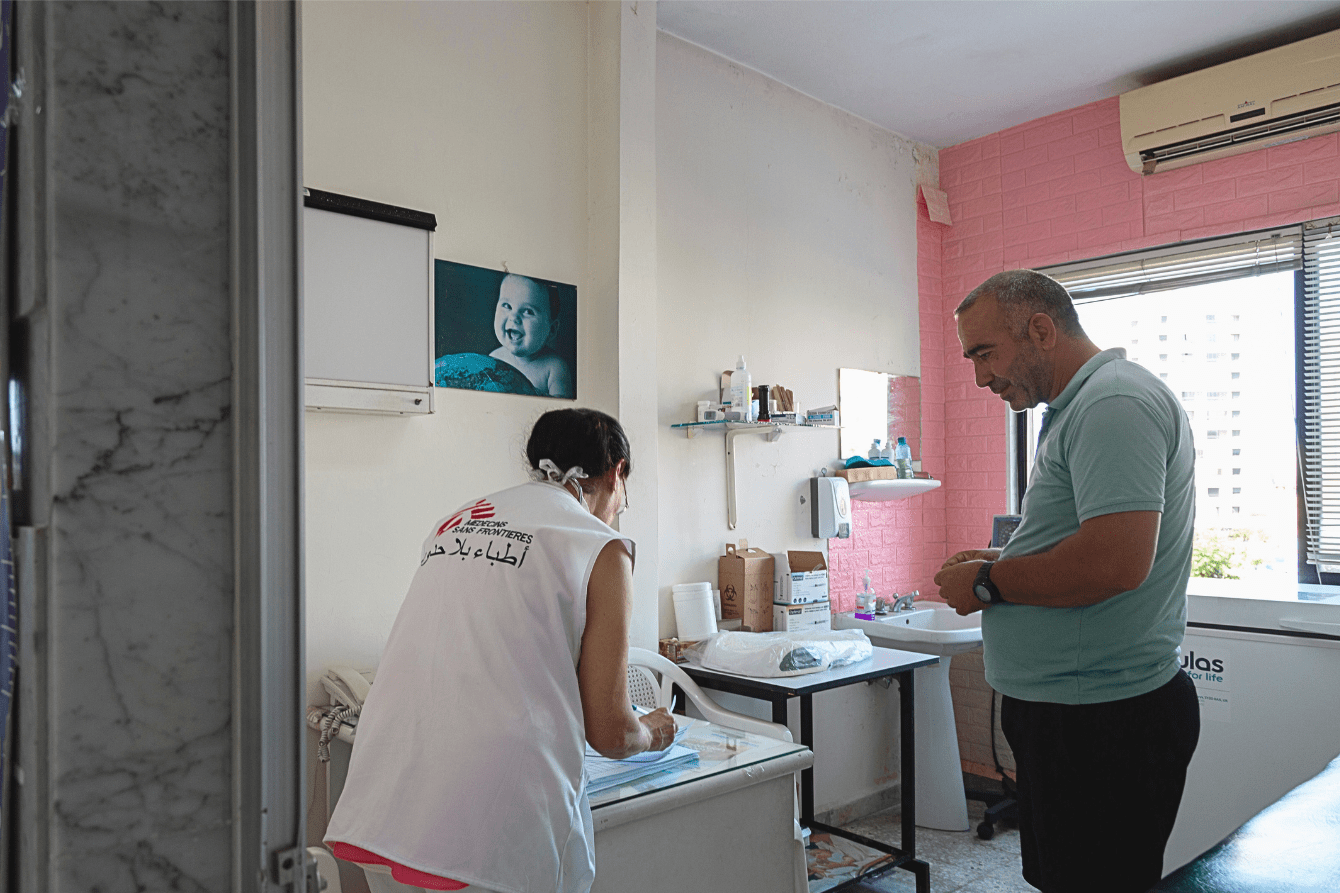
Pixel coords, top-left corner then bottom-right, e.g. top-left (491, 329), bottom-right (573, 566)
top-left (316, 667), bottom-right (374, 763)
top-left (321, 666), bottom-right (373, 711)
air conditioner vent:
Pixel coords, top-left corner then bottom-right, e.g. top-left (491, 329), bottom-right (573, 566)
top-left (1142, 101), bottom-right (1340, 168)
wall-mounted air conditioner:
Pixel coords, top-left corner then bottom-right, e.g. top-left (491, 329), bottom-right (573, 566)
top-left (1121, 29), bottom-right (1340, 175)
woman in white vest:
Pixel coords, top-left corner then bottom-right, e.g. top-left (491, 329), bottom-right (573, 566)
top-left (325, 408), bottom-right (675, 893)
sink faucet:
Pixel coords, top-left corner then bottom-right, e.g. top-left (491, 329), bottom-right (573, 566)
top-left (892, 592), bottom-right (918, 613)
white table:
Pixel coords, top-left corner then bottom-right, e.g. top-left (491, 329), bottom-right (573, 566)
top-left (307, 710), bottom-right (812, 893)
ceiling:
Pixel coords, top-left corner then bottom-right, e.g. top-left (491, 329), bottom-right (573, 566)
top-left (657, 1), bottom-right (1340, 148)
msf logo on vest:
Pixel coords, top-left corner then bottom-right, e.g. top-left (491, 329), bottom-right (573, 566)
top-left (436, 499), bottom-right (495, 537)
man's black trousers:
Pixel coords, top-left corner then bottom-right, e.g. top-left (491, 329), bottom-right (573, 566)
top-left (1001, 670), bottom-right (1201, 893)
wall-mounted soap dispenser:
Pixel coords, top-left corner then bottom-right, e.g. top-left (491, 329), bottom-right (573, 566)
top-left (811, 476), bottom-right (852, 539)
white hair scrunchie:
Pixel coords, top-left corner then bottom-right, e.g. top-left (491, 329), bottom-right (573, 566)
top-left (534, 458), bottom-right (588, 485)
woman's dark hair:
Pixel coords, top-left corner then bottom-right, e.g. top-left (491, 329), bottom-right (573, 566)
top-left (526, 408), bottom-right (632, 480)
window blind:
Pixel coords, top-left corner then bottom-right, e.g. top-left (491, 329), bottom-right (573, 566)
top-left (1046, 229), bottom-right (1303, 302)
top-left (1301, 216), bottom-right (1340, 569)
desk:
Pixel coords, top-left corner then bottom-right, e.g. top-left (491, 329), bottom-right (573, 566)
top-left (307, 709), bottom-right (813, 893)
top-left (683, 646), bottom-right (937, 893)
top-left (590, 720), bottom-right (813, 893)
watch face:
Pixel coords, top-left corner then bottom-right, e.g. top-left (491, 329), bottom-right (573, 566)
top-left (974, 583), bottom-right (992, 603)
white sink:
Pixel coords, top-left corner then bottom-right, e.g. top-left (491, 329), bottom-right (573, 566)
top-left (834, 604), bottom-right (983, 656)
top-left (833, 603), bottom-right (984, 832)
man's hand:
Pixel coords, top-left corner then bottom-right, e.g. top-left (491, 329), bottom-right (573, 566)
top-left (939, 548), bottom-right (1000, 570)
top-left (934, 558), bottom-right (987, 616)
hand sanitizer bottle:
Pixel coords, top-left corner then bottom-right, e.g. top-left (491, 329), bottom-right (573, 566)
top-left (856, 570), bottom-right (877, 618)
top-left (868, 439), bottom-right (882, 462)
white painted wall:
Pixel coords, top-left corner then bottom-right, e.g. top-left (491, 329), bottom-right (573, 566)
top-left (302, 1), bottom-right (616, 704)
top-left (301, 2), bottom-right (935, 819)
top-left (655, 33), bottom-right (929, 813)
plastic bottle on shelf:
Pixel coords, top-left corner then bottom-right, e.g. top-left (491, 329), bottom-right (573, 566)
top-left (730, 356), bottom-right (752, 422)
top-left (868, 439), bottom-right (882, 461)
top-left (895, 436), bottom-right (913, 479)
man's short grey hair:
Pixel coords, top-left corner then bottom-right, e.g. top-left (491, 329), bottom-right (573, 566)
top-left (956, 270), bottom-right (1085, 339)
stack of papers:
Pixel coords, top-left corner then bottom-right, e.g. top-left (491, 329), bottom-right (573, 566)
top-left (584, 742), bottom-right (699, 794)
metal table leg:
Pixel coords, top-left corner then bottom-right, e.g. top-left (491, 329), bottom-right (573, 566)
top-left (898, 670), bottom-right (930, 893)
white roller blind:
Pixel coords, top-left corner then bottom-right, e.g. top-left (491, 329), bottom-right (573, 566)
top-left (1302, 216), bottom-right (1340, 568)
top-left (1047, 229), bottom-right (1302, 302)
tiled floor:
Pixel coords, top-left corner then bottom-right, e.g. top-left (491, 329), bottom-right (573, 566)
top-left (838, 799), bottom-right (1037, 892)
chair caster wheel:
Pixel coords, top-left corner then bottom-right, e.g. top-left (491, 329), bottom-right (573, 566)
top-left (977, 821), bottom-right (995, 840)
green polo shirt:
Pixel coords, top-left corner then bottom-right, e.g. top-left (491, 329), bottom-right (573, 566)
top-left (985, 348), bottom-right (1196, 704)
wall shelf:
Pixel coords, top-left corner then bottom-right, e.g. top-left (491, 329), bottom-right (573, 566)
top-left (847, 478), bottom-right (941, 502)
top-left (671, 420), bottom-right (840, 529)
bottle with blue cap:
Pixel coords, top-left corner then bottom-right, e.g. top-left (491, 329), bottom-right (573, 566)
top-left (895, 436), bottom-right (912, 479)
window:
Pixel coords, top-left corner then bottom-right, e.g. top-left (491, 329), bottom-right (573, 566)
top-left (1034, 225), bottom-right (1311, 587)
top-left (1131, 339), bottom-right (1139, 345)
top-left (1209, 488), bottom-right (1220, 496)
top-left (1233, 506), bottom-right (1241, 514)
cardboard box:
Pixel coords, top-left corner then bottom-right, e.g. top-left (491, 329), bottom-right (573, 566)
top-left (773, 600), bottom-right (833, 632)
top-left (773, 551), bottom-right (829, 604)
top-left (719, 544), bottom-right (775, 632)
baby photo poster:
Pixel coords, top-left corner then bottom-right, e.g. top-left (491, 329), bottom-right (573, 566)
top-left (433, 260), bottom-right (577, 399)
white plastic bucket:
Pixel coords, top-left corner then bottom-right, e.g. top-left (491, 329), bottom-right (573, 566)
top-left (672, 582), bottom-right (718, 640)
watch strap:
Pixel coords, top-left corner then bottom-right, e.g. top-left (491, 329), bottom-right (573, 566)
top-left (974, 561), bottom-right (1005, 604)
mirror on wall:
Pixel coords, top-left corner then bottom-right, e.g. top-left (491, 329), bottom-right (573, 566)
top-left (838, 368), bottom-right (921, 463)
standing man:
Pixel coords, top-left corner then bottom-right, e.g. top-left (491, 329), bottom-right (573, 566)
top-left (935, 270), bottom-right (1200, 893)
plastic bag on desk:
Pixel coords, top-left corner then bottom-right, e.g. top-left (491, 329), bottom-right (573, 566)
top-left (685, 629), bottom-right (873, 677)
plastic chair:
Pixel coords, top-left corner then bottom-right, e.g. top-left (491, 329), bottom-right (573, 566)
top-left (628, 646), bottom-right (793, 742)
top-left (628, 647), bottom-right (808, 893)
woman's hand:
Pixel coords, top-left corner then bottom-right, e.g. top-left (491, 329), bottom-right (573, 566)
top-left (638, 707), bottom-right (676, 752)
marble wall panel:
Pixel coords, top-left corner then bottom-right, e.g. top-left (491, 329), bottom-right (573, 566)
top-left (46, 2), bottom-right (233, 889)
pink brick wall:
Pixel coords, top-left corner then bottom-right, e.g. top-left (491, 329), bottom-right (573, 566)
top-left (830, 97), bottom-right (1340, 613)
top-left (936, 96), bottom-right (1340, 571)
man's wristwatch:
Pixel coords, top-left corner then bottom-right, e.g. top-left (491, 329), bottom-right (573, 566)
top-left (973, 561), bottom-right (1005, 605)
